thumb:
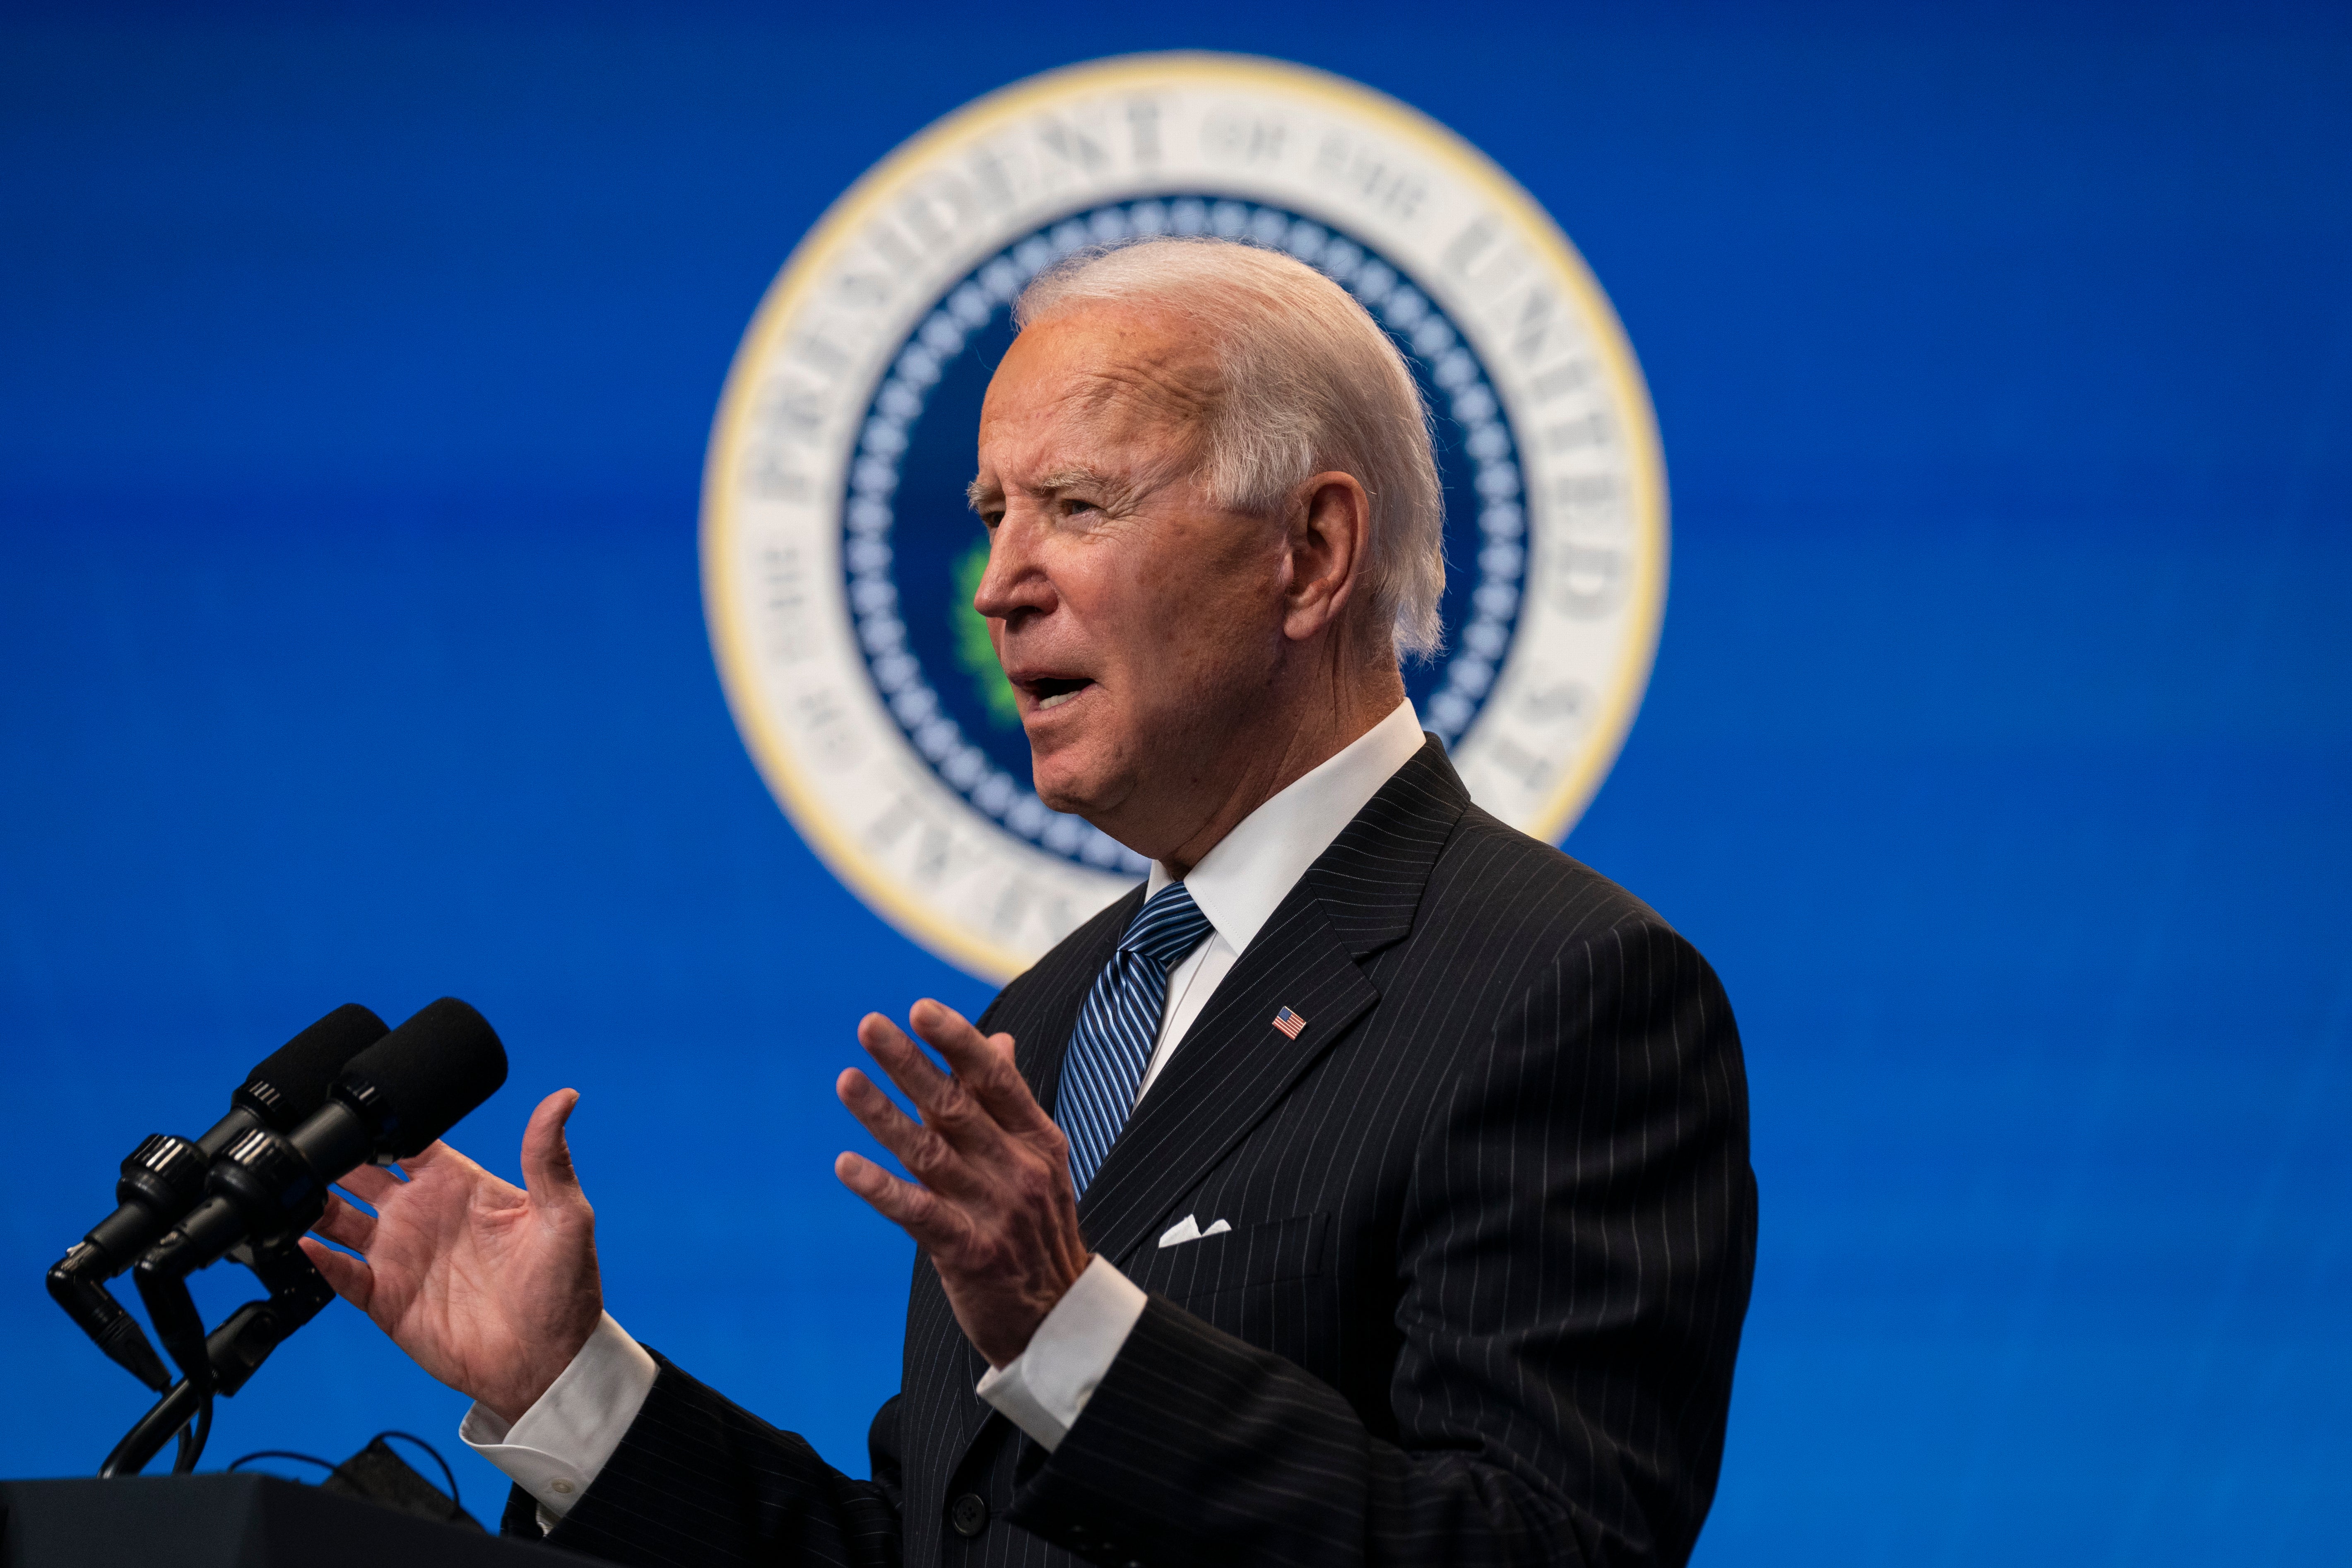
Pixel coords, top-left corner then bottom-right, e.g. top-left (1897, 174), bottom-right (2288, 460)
top-left (519, 1088), bottom-right (587, 1207)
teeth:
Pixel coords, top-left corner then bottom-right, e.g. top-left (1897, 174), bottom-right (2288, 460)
top-left (1037, 689), bottom-right (1080, 711)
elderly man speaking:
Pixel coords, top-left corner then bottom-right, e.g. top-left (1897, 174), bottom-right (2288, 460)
top-left (302, 238), bottom-right (1756, 1568)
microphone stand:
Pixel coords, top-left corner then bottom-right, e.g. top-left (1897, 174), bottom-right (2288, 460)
top-left (99, 1240), bottom-right (337, 1478)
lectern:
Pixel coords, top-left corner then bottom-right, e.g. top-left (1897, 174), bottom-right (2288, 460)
top-left (0, 1475), bottom-right (586, 1567)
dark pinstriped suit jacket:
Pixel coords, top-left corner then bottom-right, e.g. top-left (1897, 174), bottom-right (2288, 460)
top-left (514, 738), bottom-right (1756, 1567)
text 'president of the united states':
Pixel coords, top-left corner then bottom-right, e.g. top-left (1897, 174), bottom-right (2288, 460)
top-left (301, 237), bottom-right (1758, 1568)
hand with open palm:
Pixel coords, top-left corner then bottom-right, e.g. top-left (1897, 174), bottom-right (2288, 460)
top-left (300, 1088), bottom-right (605, 1425)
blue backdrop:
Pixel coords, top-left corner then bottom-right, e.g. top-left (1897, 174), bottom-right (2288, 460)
top-left (2, 4), bottom-right (2346, 1562)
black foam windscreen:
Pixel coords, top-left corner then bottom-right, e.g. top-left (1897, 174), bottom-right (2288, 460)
top-left (233, 1003), bottom-right (391, 1130)
top-left (332, 998), bottom-right (508, 1159)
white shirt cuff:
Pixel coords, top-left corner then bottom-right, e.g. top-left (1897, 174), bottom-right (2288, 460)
top-left (973, 1255), bottom-right (1147, 1451)
top-left (457, 1311), bottom-right (659, 1525)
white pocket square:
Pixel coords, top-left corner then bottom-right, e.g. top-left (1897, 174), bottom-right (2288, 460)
top-left (1157, 1214), bottom-right (1234, 1248)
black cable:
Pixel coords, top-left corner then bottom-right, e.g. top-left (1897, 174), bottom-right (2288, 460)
top-left (170, 1392), bottom-right (213, 1475)
top-left (99, 1382), bottom-right (199, 1477)
top-left (226, 1449), bottom-right (339, 1478)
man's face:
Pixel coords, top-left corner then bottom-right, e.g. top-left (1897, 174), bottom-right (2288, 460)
top-left (969, 304), bottom-right (1288, 848)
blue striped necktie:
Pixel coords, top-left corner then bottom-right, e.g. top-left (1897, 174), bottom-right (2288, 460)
top-left (1057, 881), bottom-right (1213, 1197)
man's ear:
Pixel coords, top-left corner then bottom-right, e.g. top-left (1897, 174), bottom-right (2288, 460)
top-left (1282, 471), bottom-right (1372, 643)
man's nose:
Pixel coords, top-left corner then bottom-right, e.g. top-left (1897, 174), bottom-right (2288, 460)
top-left (972, 512), bottom-right (1054, 625)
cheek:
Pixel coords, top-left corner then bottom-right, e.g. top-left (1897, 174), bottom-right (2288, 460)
top-left (1055, 548), bottom-right (1177, 662)
top-left (1055, 520), bottom-right (1283, 714)
top-left (1121, 598), bottom-right (1275, 733)
top-left (1156, 547), bottom-right (1283, 661)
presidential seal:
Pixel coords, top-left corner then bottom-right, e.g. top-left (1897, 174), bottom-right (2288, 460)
top-left (703, 53), bottom-right (1667, 981)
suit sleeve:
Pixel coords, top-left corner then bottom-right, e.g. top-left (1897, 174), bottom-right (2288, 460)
top-left (1005, 918), bottom-right (1757, 1568)
top-left (509, 1352), bottom-right (905, 1568)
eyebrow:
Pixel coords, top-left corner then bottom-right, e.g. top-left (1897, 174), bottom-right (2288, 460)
top-left (965, 466), bottom-right (1120, 512)
top-left (1032, 466), bottom-right (1117, 492)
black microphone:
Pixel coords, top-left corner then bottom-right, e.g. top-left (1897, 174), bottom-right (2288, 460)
top-left (133, 997), bottom-right (508, 1390)
top-left (47, 1003), bottom-right (390, 1390)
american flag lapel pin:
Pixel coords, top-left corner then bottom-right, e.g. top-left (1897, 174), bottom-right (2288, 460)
top-left (1272, 1006), bottom-right (1307, 1039)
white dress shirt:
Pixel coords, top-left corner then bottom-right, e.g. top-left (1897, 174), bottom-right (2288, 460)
top-left (465, 700), bottom-right (1425, 1516)
top-left (459, 1311), bottom-right (660, 1527)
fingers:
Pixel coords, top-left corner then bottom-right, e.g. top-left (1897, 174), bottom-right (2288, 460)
top-left (312, 1191), bottom-right (376, 1253)
top-left (519, 1089), bottom-right (587, 1207)
top-left (864, 1003), bottom-right (1033, 1136)
top-left (334, 1163), bottom-right (398, 1203)
top-left (837, 1066), bottom-right (974, 1198)
top-left (857, 1012), bottom-right (1006, 1153)
top-left (855, 1012), bottom-right (956, 1110)
top-left (298, 1236), bottom-right (375, 1310)
top-left (834, 1150), bottom-right (962, 1252)
top-left (836, 1065), bottom-right (918, 1142)
top-left (850, 1003), bottom-right (1064, 1181)
top-left (396, 1138), bottom-right (462, 1174)
top-left (908, 1000), bottom-right (1058, 1139)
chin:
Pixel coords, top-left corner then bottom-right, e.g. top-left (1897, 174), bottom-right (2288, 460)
top-left (1027, 744), bottom-right (1114, 821)
top-left (1029, 769), bottom-right (1095, 818)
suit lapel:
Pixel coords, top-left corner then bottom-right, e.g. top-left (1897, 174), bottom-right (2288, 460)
top-left (1075, 738), bottom-right (1471, 1267)
top-left (1073, 891), bottom-right (1376, 1267)
top-left (1298, 736), bottom-right (1468, 958)
top-left (932, 740), bottom-right (1468, 1470)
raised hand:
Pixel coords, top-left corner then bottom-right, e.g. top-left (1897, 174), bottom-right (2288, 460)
top-left (300, 1087), bottom-right (604, 1425)
top-left (835, 1000), bottom-right (1088, 1369)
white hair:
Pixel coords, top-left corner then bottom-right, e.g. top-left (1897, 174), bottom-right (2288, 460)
top-left (1014, 237), bottom-right (1446, 660)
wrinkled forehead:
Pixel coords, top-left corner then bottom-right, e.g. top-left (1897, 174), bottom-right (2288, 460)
top-left (977, 305), bottom-right (1221, 474)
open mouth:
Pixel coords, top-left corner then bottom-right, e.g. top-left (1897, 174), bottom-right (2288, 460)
top-left (1025, 676), bottom-right (1093, 712)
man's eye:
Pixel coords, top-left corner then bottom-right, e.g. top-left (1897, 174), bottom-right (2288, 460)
top-left (980, 510), bottom-right (1004, 530)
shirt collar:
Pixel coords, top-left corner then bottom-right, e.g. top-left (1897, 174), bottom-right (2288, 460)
top-left (1145, 699), bottom-right (1425, 955)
